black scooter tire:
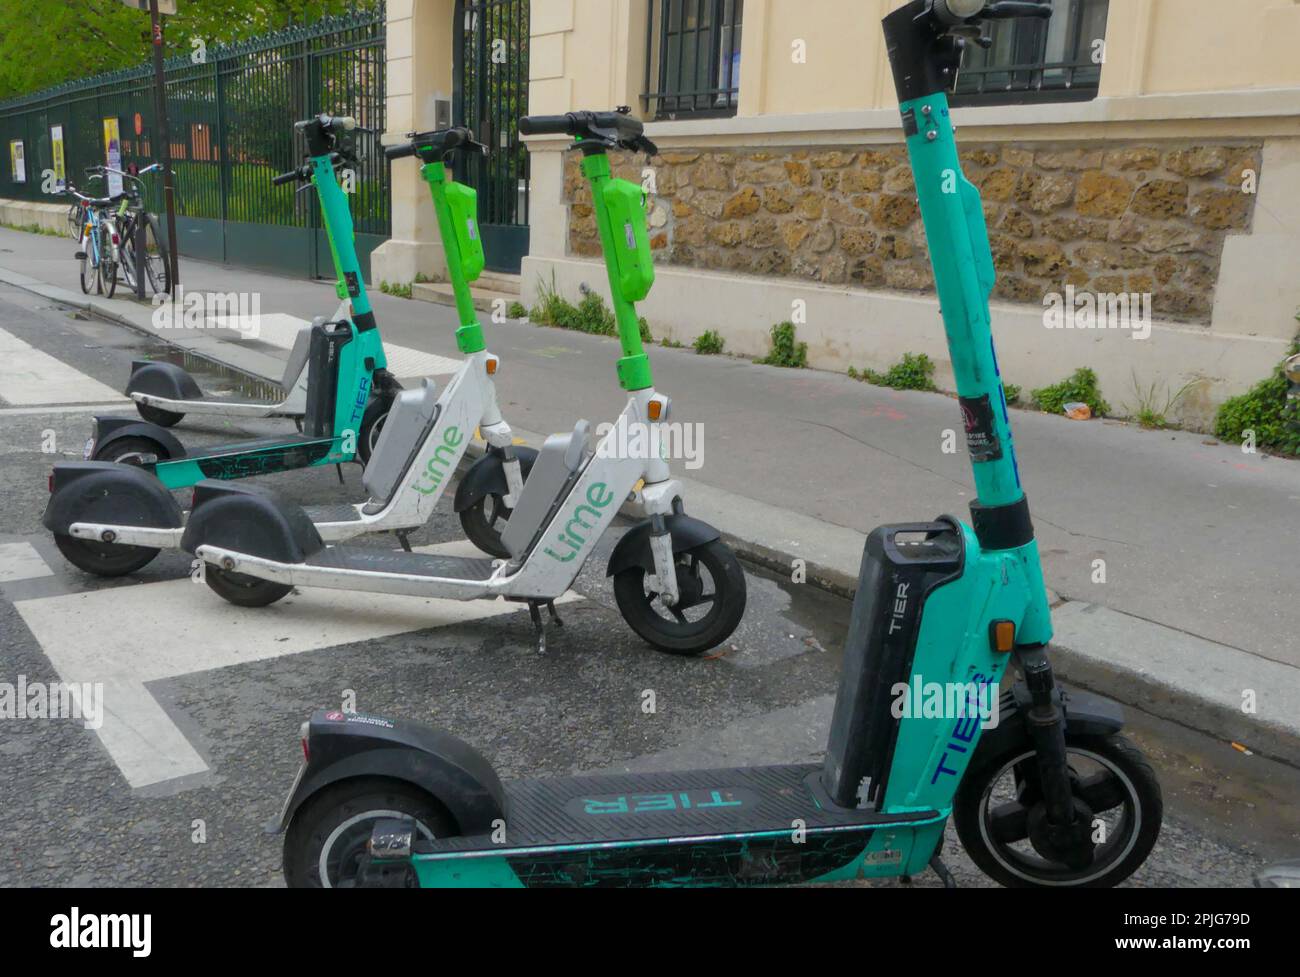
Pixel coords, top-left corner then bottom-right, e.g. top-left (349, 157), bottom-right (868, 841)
top-left (133, 401), bottom-right (185, 428)
top-left (203, 566), bottom-right (294, 608)
top-left (458, 452), bottom-right (537, 559)
top-left (612, 538), bottom-right (747, 656)
top-left (284, 777), bottom-right (456, 888)
top-left (54, 532), bottom-right (159, 577)
top-left (953, 733), bottom-right (1162, 888)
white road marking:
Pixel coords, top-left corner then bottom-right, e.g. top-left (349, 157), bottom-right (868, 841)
top-left (0, 542), bottom-right (53, 583)
top-left (0, 327), bottom-right (124, 405)
top-left (0, 402), bottom-right (128, 416)
top-left (14, 540), bottom-right (579, 789)
top-left (210, 312), bottom-right (462, 379)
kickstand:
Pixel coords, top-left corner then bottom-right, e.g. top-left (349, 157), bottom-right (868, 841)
top-left (528, 601), bottom-right (547, 654)
top-left (929, 854), bottom-right (957, 889)
top-left (546, 600), bottom-right (564, 629)
top-left (395, 531), bottom-right (413, 553)
top-left (335, 464), bottom-right (345, 485)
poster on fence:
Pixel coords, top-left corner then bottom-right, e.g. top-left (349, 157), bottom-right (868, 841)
top-left (9, 140), bottom-right (25, 183)
top-left (50, 125), bottom-right (66, 191)
top-left (102, 117), bottom-right (123, 196)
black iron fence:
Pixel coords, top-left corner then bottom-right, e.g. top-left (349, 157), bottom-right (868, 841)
top-left (0, 5), bottom-right (387, 278)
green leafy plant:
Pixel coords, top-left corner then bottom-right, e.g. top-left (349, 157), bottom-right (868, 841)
top-left (1003, 383), bottom-right (1022, 406)
top-left (694, 330), bottom-right (725, 355)
top-left (1126, 369), bottom-right (1199, 430)
top-left (1, 221), bottom-right (61, 236)
top-left (758, 322), bottom-right (807, 369)
top-left (660, 337), bottom-right (684, 349)
top-left (507, 301), bottom-right (528, 320)
top-left (855, 352), bottom-right (938, 391)
top-left (379, 280), bottom-right (412, 300)
top-left (1031, 367), bottom-right (1110, 417)
top-left (529, 275), bottom-right (651, 341)
top-left (414, 272), bottom-right (433, 284)
top-left (1213, 335), bottom-right (1300, 456)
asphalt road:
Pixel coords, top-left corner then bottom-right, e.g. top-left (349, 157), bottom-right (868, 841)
top-left (0, 284), bottom-right (1294, 888)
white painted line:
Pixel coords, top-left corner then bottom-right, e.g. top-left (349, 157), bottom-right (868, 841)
top-left (0, 542), bottom-right (54, 583)
top-left (0, 402), bottom-right (128, 417)
top-left (14, 540), bottom-right (580, 789)
top-left (209, 311), bottom-right (462, 379)
top-left (0, 327), bottom-right (124, 406)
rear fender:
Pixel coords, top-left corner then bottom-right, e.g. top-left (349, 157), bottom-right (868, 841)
top-left (92, 416), bottom-right (186, 461)
top-left (282, 710), bottom-right (507, 834)
top-left (42, 462), bottom-right (182, 535)
top-left (125, 360), bottom-right (203, 401)
top-left (180, 480), bottom-right (325, 562)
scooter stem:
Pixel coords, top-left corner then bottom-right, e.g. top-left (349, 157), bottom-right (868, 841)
top-left (422, 160), bottom-right (487, 354)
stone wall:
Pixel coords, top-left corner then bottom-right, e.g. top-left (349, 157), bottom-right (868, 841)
top-left (564, 141), bottom-right (1262, 323)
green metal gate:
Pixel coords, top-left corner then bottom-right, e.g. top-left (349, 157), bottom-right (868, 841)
top-left (0, 7), bottom-right (388, 281)
top-left (454, 0), bottom-right (529, 274)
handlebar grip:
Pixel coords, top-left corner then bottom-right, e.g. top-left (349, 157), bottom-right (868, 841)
top-left (519, 115), bottom-right (573, 137)
top-left (385, 142), bottom-right (417, 161)
top-left (985, 1), bottom-right (1053, 19)
top-left (272, 169), bottom-right (301, 187)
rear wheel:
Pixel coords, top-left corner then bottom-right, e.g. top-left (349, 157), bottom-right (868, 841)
top-left (954, 733), bottom-right (1163, 888)
top-left (284, 778), bottom-right (456, 888)
top-left (79, 244), bottom-right (97, 294)
top-left (139, 214), bottom-right (170, 296)
top-left (133, 401), bottom-right (185, 428)
top-left (458, 451), bottom-right (537, 559)
top-left (612, 538), bottom-right (747, 656)
top-left (93, 435), bottom-right (168, 465)
top-left (102, 257), bottom-right (118, 298)
top-left (54, 532), bottom-right (158, 576)
top-left (203, 566), bottom-right (294, 608)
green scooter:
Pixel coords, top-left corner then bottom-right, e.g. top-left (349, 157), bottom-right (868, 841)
top-left (273, 1), bottom-right (1163, 888)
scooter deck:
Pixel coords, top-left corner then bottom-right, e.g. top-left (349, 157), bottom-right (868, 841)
top-left (301, 502), bottom-right (365, 524)
top-left (420, 764), bottom-right (939, 854)
top-left (305, 547), bottom-right (499, 581)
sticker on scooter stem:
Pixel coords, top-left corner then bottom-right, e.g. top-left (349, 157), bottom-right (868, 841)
top-left (959, 394), bottom-right (1003, 463)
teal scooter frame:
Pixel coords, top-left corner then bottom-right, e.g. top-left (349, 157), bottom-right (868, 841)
top-left (44, 114), bottom-right (398, 577)
top-left (271, 2), bottom-right (1162, 889)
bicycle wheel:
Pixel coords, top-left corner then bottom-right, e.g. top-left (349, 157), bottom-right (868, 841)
top-left (79, 229), bottom-right (97, 294)
top-left (66, 202), bottom-right (84, 240)
top-left (141, 214), bottom-right (170, 295)
top-left (118, 216), bottom-right (138, 295)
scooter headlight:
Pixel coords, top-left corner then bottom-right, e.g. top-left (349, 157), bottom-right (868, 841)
top-left (935, 0), bottom-right (985, 24)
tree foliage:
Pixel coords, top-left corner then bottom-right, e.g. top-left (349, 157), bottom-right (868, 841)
top-left (0, 1), bottom-right (376, 100)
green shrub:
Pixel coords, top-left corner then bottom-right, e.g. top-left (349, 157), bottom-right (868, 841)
top-left (1003, 383), bottom-right (1022, 405)
top-left (379, 280), bottom-right (412, 300)
top-left (507, 301), bottom-right (528, 320)
top-left (694, 330), bottom-right (725, 355)
top-left (660, 337), bottom-right (684, 349)
top-left (757, 322), bottom-right (807, 369)
top-left (529, 276), bottom-right (651, 341)
top-left (857, 352), bottom-right (938, 391)
top-left (1031, 367), bottom-right (1110, 417)
top-left (1213, 338), bottom-right (1300, 455)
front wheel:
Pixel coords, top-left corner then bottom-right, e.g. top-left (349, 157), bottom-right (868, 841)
top-left (102, 258), bottom-right (118, 298)
top-left (612, 538), bottom-right (747, 656)
top-left (458, 451), bottom-right (537, 559)
top-left (954, 733), bottom-right (1163, 888)
top-left (284, 778), bottom-right (456, 888)
top-left (79, 247), bottom-right (97, 294)
top-left (203, 566), bottom-right (294, 607)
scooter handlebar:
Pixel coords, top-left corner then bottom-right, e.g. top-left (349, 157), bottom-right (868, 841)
top-left (383, 128), bottom-right (477, 161)
top-left (934, 0), bottom-right (1051, 25)
top-left (518, 115), bottom-right (572, 137)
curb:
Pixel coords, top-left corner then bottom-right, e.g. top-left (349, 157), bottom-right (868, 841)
top-left (8, 261), bottom-right (1299, 769)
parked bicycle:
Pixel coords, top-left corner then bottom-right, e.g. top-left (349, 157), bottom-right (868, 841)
top-left (82, 163), bottom-right (172, 299)
top-left (66, 172), bottom-right (122, 297)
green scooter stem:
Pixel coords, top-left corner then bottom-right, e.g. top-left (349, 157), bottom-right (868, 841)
top-left (898, 96), bottom-right (1051, 644)
top-left (582, 151), bottom-right (653, 392)
top-left (421, 160), bottom-right (486, 355)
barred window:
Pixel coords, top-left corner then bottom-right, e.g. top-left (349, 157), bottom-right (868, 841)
top-left (644, 0), bottom-right (743, 120)
top-left (954, 0), bottom-right (1109, 106)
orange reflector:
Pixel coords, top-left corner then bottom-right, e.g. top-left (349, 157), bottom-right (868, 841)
top-left (486, 357), bottom-right (499, 375)
top-left (992, 621), bottom-right (1015, 654)
top-left (647, 400), bottom-right (663, 421)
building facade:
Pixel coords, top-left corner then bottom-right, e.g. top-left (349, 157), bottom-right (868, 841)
top-left (375, 0), bottom-right (1300, 428)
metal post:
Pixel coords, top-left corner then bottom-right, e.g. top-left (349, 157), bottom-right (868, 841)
top-left (149, 0), bottom-right (181, 290)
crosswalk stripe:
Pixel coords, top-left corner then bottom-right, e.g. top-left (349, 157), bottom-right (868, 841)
top-left (0, 402), bottom-right (128, 416)
top-left (14, 540), bottom-right (579, 789)
top-left (0, 542), bottom-right (53, 583)
top-left (0, 327), bottom-right (124, 405)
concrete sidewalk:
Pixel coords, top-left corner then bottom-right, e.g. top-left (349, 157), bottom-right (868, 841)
top-left (1, 224), bottom-right (1297, 764)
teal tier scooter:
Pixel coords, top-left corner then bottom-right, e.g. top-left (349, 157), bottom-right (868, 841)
top-left (44, 114), bottom-right (399, 577)
top-left (272, 1), bottom-right (1163, 889)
